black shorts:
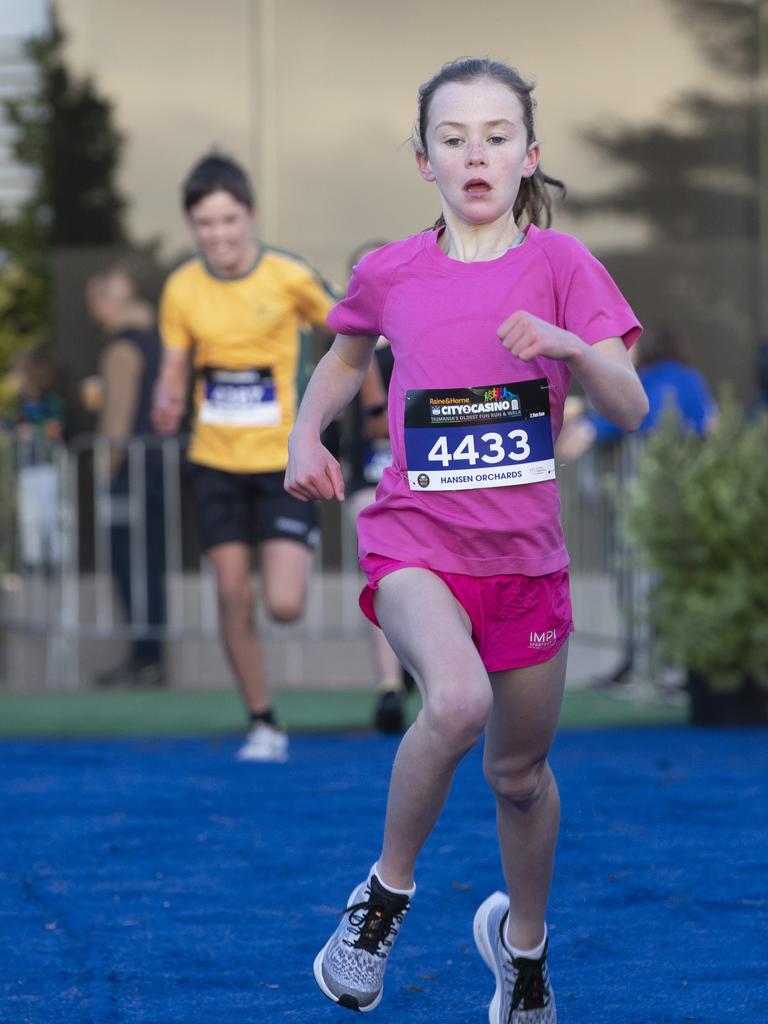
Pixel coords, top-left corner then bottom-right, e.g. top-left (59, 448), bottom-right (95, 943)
top-left (189, 464), bottom-right (319, 552)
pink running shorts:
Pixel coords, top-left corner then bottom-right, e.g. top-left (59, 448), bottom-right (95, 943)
top-left (359, 553), bottom-right (574, 673)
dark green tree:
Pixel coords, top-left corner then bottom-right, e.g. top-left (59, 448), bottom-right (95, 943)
top-left (567, 0), bottom-right (766, 397)
top-left (0, 15), bottom-right (127, 385)
top-left (6, 16), bottom-right (127, 247)
top-left (570, 0), bottom-right (759, 240)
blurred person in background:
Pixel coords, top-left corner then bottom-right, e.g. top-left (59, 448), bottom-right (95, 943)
top-left (85, 267), bottom-right (166, 687)
top-left (152, 153), bottom-right (335, 763)
top-left (9, 348), bottom-right (65, 570)
top-left (342, 240), bottom-right (410, 734)
top-left (557, 324), bottom-right (717, 460)
top-left (557, 324), bottom-right (717, 689)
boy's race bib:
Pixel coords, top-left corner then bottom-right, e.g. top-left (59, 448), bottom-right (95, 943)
top-left (404, 379), bottom-right (555, 491)
top-left (198, 367), bottom-right (281, 427)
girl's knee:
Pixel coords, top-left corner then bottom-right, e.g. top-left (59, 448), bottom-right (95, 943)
top-left (484, 753), bottom-right (552, 807)
top-left (424, 686), bottom-right (492, 751)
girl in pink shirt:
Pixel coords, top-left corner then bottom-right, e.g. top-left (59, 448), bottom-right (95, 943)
top-left (286, 57), bottom-right (647, 1023)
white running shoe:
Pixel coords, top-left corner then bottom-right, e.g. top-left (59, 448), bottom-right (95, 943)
top-left (314, 869), bottom-right (412, 1012)
top-left (473, 892), bottom-right (556, 1023)
top-left (235, 722), bottom-right (289, 763)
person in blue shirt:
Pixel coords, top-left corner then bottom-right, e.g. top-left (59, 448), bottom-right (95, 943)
top-left (558, 324), bottom-right (716, 458)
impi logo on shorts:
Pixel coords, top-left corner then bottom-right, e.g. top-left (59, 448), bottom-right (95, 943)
top-left (529, 629), bottom-right (558, 648)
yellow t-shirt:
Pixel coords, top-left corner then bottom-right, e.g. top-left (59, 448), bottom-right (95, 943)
top-left (160, 248), bottom-right (335, 473)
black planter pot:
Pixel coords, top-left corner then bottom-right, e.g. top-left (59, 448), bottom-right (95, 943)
top-left (687, 671), bottom-right (768, 726)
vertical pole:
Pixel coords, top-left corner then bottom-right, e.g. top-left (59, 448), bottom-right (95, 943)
top-left (129, 439), bottom-right (148, 630)
top-left (758, 0), bottom-right (768, 335)
top-left (94, 436), bottom-right (113, 632)
top-left (60, 442), bottom-right (81, 688)
top-left (163, 436), bottom-right (183, 633)
top-left (255, 0), bottom-right (278, 240)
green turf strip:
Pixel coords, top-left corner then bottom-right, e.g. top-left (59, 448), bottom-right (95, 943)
top-left (0, 687), bottom-right (686, 738)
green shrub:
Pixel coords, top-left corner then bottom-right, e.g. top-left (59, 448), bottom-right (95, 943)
top-left (626, 394), bottom-right (768, 692)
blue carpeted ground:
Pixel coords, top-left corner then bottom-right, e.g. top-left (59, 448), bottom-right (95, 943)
top-left (1, 727), bottom-right (766, 1024)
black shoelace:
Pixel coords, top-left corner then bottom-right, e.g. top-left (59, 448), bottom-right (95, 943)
top-left (507, 949), bottom-right (550, 1016)
top-left (341, 892), bottom-right (408, 957)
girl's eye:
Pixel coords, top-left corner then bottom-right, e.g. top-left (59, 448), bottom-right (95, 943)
top-left (488, 136), bottom-right (507, 145)
top-left (443, 137), bottom-right (462, 147)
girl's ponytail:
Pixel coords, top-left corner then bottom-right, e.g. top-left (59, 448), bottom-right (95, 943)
top-left (514, 168), bottom-right (566, 228)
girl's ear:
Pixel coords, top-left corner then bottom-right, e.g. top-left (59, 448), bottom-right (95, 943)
top-left (522, 141), bottom-right (541, 179)
top-left (416, 150), bottom-right (436, 183)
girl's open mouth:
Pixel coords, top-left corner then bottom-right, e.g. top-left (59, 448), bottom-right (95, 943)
top-left (464, 179), bottom-right (491, 194)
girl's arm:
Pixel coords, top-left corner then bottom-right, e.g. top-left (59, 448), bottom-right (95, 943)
top-left (497, 311), bottom-right (648, 431)
top-left (286, 333), bottom-right (378, 502)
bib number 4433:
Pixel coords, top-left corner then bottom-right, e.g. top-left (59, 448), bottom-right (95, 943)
top-left (427, 429), bottom-right (531, 468)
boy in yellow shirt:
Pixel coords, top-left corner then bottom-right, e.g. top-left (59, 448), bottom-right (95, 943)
top-left (153, 153), bottom-right (335, 761)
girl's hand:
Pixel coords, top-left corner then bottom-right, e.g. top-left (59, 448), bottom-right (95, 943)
top-left (285, 434), bottom-right (345, 502)
top-left (497, 310), bottom-right (582, 364)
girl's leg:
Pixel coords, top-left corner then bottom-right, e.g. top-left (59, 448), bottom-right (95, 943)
top-left (484, 642), bottom-right (568, 950)
top-left (368, 623), bottom-right (402, 690)
top-left (372, 568), bottom-right (493, 889)
top-left (347, 489), bottom-right (401, 691)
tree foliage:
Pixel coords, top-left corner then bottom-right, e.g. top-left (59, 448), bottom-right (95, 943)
top-left (570, 0), bottom-right (760, 241)
top-left (627, 396), bottom-right (768, 690)
top-left (0, 15), bottom-right (127, 385)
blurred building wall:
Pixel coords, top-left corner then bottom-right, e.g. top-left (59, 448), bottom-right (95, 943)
top-left (53, 0), bottom-right (765, 402)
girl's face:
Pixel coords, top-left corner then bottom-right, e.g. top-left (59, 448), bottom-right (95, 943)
top-left (187, 189), bottom-right (257, 276)
top-left (416, 77), bottom-right (540, 228)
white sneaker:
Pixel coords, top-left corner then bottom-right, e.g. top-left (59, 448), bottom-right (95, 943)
top-left (313, 869), bottom-right (412, 1011)
top-left (235, 722), bottom-right (289, 763)
top-left (474, 892), bottom-right (556, 1023)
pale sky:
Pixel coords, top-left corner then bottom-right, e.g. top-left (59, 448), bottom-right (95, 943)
top-left (0, 0), bottom-right (48, 37)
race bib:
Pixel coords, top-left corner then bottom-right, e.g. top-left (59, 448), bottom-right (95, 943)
top-left (404, 380), bottom-right (555, 491)
top-left (198, 367), bottom-right (281, 427)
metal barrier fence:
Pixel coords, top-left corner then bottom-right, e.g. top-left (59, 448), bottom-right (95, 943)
top-left (0, 433), bottom-right (648, 692)
top-left (558, 435), bottom-right (653, 682)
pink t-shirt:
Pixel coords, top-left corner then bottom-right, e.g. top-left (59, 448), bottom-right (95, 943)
top-left (328, 224), bottom-right (642, 577)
